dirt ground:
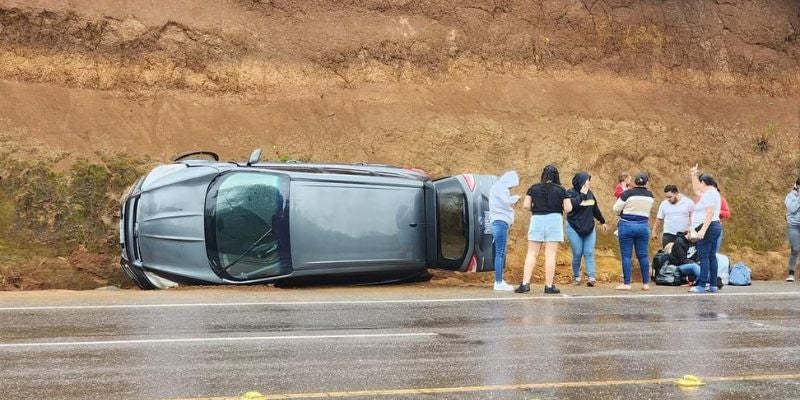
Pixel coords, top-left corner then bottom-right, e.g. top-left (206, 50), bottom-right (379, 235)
top-left (0, 0), bottom-right (798, 289)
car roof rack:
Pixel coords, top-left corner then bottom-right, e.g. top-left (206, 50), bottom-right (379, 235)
top-left (248, 162), bottom-right (429, 181)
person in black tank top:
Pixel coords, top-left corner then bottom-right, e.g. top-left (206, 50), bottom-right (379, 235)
top-left (515, 165), bottom-right (573, 294)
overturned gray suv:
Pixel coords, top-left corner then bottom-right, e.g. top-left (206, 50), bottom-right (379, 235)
top-left (120, 150), bottom-right (499, 289)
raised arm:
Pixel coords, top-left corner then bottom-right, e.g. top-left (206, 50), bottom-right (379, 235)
top-left (690, 164), bottom-right (701, 194)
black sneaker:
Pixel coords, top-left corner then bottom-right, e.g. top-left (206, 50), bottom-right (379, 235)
top-left (514, 283), bottom-right (530, 293)
top-left (587, 280), bottom-right (595, 287)
top-left (544, 285), bottom-right (560, 294)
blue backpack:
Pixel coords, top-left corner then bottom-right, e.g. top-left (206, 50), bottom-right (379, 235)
top-left (728, 262), bottom-right (752, 286)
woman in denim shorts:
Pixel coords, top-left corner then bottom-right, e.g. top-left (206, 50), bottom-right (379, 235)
top-left (515, 165), bottom-right (573, 294)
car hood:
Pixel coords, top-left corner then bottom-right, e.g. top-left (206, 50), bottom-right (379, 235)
top-left (135, 165), bottom-right (222, 283)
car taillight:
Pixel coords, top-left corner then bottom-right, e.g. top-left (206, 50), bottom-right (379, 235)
top-left (466, 255), bottom-right (478, 273)
top-left (464, 174), bottom-right (476, 192)
top-left (403, 166), bottom-right (430, 178)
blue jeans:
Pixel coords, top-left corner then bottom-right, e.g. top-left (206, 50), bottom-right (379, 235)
top-left (678, 263), bottom-right (701, 281)
top-left (716, 229), bottom-right (723, 252)
top-left (697, 221), bottom-right (722, 287)
top-left (618, 220), bottom-right (650, 285)
top-left (491, 220), bottom-right (509, 283)
top-left (567, 224), bottom-right (596, 280)
top-left (789, 224), bottom-right (800, 274)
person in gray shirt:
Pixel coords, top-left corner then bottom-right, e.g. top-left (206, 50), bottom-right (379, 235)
top-left (652, 185), bottom-right (694, 248)
top-left (786, 177), bottom-right (800, 282)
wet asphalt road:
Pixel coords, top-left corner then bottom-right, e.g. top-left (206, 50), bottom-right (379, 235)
top-left (1, 283), bottom-right (799, 399)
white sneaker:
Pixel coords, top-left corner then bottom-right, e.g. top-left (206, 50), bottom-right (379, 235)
top-left (787, 275), bottom-right (795, 282)
top-left (494, 280), bottom-right (514, 291)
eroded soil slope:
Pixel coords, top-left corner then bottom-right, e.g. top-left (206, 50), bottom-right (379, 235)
top-left (0, 0), bottom-right (798, 289)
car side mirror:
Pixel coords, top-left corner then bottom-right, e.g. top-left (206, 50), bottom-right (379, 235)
top-left (247, 148), bottom-right (262, 166)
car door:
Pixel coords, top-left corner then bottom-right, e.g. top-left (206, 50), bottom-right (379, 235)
top-left (428, 174), bottom-right (498, 272)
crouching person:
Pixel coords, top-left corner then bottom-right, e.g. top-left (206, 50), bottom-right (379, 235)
top-left (666, 232), bottom-right (701, 285)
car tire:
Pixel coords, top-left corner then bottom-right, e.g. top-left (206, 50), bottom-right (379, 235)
top-left (121, 263), bottom-right (158, 290)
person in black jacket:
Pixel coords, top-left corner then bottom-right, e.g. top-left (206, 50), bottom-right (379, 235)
top-left (666, 232), bottom-right (700, 284)
top-left (566, 172), bottom-right (608, 287)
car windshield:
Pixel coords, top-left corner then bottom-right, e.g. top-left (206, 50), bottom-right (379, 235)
top-left (205, 172), bottom-right (291, 280)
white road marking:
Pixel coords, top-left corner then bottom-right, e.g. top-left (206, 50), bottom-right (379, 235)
top-left (0, 332), bottom-right (437, 348)
top-left (0, 291), bottom-right (798, 311)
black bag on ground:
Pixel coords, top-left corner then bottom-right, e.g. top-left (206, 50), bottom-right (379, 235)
top-left (655, 264), bottom-right (682, 286)
top-left (651, 250), bottom-right (670, 280)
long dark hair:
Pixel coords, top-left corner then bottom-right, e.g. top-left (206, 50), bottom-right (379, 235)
top-left (539, 165), bottom-right (561, 200)
top-left (711, 179), bottom-right (722, 194)
top-left (540, 164), bottom-right (560, 185)
top-left (699, 173), bottom-right (717, 188)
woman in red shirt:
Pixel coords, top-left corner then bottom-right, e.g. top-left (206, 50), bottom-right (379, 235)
top-left (714, 182), bottom-right (731, 252)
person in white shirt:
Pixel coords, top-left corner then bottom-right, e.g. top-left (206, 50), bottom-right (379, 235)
top-left (652, 185), bottom-right (694, 248)
top-left (688, 165), bottom-right (723, 293)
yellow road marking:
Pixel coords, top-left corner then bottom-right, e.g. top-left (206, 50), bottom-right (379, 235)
top-left (174, 373), bottom-right (800, 399)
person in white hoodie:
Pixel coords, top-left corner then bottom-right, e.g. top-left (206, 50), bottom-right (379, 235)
top-left (489, 171), bottom-right (520, 291)
top-left (786, 177), bottom-right (800, 282)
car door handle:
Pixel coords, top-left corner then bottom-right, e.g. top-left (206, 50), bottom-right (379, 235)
top-left (409, 223), bottom-right (419, 227)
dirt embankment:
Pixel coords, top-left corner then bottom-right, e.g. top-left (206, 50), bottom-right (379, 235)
top-left (0, 0), bottom-right (798, 289)
top-left (1, 0), bottom-right (799, 96)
